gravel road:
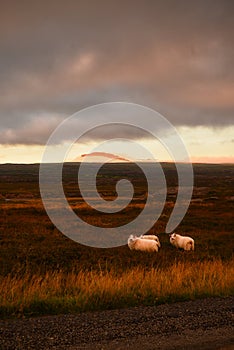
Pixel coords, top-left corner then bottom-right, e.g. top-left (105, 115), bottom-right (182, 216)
top-left (0, 297), bottom-right (233, 350)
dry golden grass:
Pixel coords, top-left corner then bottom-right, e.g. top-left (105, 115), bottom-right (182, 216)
top-left (1, 258), bottom-right (233, 317)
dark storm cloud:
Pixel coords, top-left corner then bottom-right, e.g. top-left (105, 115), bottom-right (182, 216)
top-left (0, 0), bottom-right (234, 144)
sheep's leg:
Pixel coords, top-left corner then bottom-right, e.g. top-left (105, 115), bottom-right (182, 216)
top-left (186, 241), bottom-right (193, 251)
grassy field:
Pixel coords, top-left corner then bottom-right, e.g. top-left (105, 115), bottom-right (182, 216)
top-left (1, 259), bottom-right (233, 318)
top-left (0, 163), bottom-right (233, 317)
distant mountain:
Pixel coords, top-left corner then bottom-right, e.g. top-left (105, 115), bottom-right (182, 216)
top-left (73, 152), bottom-right (130, 163)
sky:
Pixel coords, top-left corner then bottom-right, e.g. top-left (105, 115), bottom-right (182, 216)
top-left (0, 0), bottom-right (234, 163)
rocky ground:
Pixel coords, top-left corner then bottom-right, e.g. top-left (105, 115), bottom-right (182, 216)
top-left (0, 297), bottom-right (233, 350)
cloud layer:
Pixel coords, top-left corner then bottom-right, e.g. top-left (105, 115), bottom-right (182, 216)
top-left (0, 0), bottom-right (234, 145)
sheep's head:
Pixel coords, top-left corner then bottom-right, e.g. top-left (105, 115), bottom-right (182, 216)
top-left (170, 233), bottom-right (177, 241)
top-left (128, 234), bottom-right (136, 243)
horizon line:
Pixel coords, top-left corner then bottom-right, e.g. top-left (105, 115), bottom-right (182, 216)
top-left (0, 161), bottom-right (233, 166)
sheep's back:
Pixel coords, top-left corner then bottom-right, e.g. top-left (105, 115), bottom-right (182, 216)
top-left (134, 238), bottom-right (159, 252)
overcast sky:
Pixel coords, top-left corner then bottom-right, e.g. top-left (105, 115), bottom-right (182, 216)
top-left (0, 0), bottom-right (233, 162)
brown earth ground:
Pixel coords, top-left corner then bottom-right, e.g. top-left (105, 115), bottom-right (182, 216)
top-left (1, 296), bottom-right (233, 350)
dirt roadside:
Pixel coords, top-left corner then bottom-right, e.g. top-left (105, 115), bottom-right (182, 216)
top-left (0, 296), bottom-right (233, 350)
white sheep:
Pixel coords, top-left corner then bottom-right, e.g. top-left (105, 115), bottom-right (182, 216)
top-left (140, 234), bottom-right (161, 247)
top-left (128, 235), bottom-right (160, 252)
top-left (170, 233), bottom-right (194, 251)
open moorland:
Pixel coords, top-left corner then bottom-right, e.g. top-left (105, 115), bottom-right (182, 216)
top-left (0, 162), bottom-right (233, 318)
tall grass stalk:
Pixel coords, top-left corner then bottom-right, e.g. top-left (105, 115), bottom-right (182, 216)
top-left (1, 258), bottom-right (233, 318)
